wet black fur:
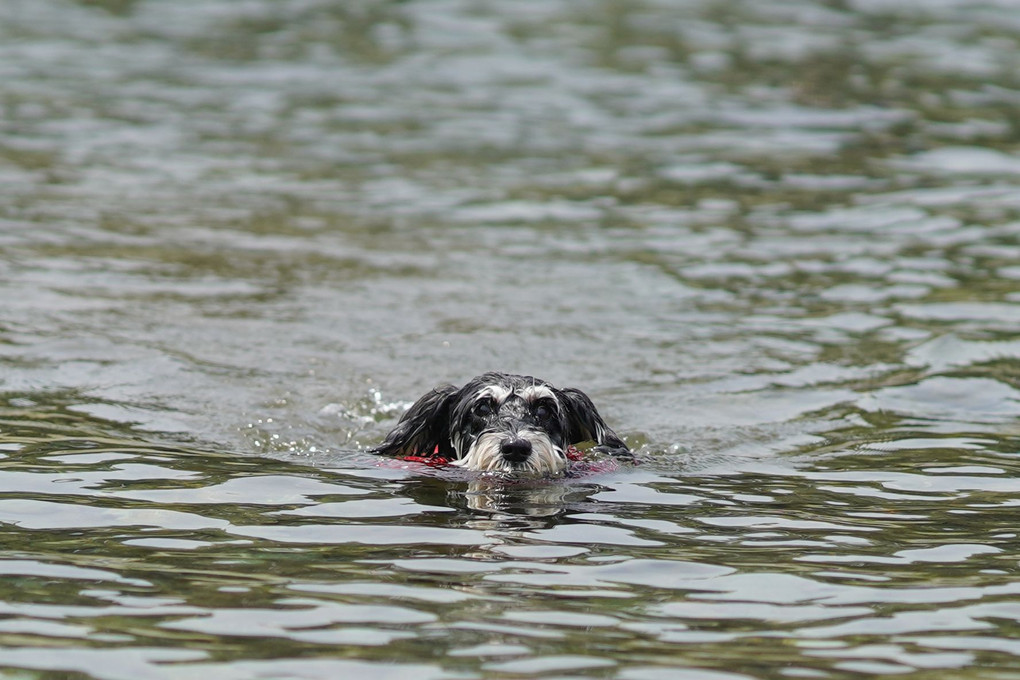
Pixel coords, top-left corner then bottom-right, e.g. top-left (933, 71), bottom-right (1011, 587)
top-left (371, 372), bottom-right (630, 463)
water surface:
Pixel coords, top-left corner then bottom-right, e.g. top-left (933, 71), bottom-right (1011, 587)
top-left (2, 0), bottom-right (1020, 678)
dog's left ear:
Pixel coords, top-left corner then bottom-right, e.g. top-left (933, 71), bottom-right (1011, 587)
top-left (557, 387), bottom-right (631, 458)
top-left (371, 384), bottom-right (457, 459)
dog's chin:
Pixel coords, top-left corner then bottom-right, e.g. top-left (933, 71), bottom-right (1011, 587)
top-left (450, 432), bottom-right (567, 477)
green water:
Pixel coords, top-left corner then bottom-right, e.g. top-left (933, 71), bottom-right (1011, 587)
top-left (2, 0), bottom-right (1020, 678)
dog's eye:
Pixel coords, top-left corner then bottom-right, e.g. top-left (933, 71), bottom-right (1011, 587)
top-left (474, 399), bottom-right (494, 416)
top-left (534, 402), bottom-right (555, 420)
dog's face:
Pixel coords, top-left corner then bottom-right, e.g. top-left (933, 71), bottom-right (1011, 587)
top-left (372, 372), bottom-right (630, 476)
top-left (446, 377), bottom-right (570, 475)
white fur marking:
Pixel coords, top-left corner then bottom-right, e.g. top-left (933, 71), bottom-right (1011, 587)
top-left (478, 385), bottom-right (512, 404)
top-left (451, 431), bottom-right (566, 476)
top-left (520, 385), bottom-right (555, 403)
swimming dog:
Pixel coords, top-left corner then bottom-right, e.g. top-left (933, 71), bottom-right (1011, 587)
top-left (372, 372), bottom-right (630, 475)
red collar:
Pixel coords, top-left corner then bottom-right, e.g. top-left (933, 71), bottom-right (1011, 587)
top-left (401, 445), bottom-right (584, 466)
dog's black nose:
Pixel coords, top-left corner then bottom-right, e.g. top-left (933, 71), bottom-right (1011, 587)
top-left (500, 438), bottom-right (532, 463)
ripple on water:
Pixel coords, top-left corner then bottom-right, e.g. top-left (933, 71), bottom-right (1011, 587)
top-left (3, 0), bottom-right (1020, 677)
top-left (858, 377), bottom-right (1020, 424)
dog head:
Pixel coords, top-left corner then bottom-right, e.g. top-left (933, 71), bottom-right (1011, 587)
top-left (371, 372), bottom-right (630, 475)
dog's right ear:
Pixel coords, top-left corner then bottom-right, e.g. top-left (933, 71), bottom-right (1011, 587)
top-left (371, 384), bottom-right (457, 459)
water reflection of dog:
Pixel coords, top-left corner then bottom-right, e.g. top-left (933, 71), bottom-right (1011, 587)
top-left (372, 372), bottom-right (630, 475)
top-left (460, 477), bottom-right (597, 517)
